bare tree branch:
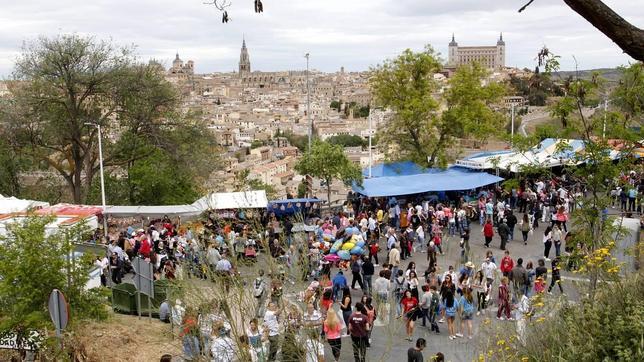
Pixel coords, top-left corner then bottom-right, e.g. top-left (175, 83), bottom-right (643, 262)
top-left (518, 0), bottom-right (535, 13)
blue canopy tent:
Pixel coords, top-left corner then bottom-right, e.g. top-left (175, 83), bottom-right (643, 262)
top-left (353, 165), bottom-right (503, 197)
top-left (363, 161), bottom-right (428, 177)
top-left (267, 198), bottom-right (321, 217)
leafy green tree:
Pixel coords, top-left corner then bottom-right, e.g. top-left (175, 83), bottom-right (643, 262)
top-left (0, 138), bottom-right (22, 196)
top-left (612, 62), bottom-right (644, 124)
top-left (6, 35), bottom-right (135, 203)
top-left (442, 63), bottom-right (506, 145)
top-left (250, 140), bottom-right (265, 149)
top-left (370, 46), bottom-right (444, 166)
top-left (4, 35), bottom-right (218, 204)
top-left (326, 134), bottom-right (366, 148)
top-left (329, 100), bottom-right (341, 111)
top-left (0, 216), bottom-right (108, 352)
top-left (294, 140), bottom-right (362, 205)
top-left (371, 48), bottom-right (506, 167)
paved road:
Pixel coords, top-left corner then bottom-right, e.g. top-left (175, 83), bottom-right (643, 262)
top-left (289, 218), bottom-right (584, 362)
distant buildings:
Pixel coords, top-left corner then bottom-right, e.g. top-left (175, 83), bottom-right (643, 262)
top-left (447, 33), bottom-right (506, 70)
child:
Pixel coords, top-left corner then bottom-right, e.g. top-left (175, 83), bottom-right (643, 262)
top-left (534, 276), bottom-right (546, 294)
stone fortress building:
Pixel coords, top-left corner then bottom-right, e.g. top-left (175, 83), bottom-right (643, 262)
top-left (447, 33), bottom-right (505, 70)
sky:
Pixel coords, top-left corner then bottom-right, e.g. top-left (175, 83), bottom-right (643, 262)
top-left (0, 0), bottom-right (641, 76)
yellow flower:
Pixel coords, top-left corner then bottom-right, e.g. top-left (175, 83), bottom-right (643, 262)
top-left (497, 339), bottom-right (506, 346)
top-left (533, 302), bottom-right (544, 308)
top-left (536, 317), bottom-right (546, 323)
top-left (521, 357), bottom-right (529, 362)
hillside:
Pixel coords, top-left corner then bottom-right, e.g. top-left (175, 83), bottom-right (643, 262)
top-left (554, 68), bottom-right (624, 83)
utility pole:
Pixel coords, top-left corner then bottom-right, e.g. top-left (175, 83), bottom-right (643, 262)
top-left (511, 103), bottom-right (515, 146)
top-left (305, 53), bottom-right (311, 152)
top-left (368, 107), bottom-right (373, 178)
top-left (85, 123), bottom-right (107, 239)
top-left (603, 97), bottom-right (608, 139)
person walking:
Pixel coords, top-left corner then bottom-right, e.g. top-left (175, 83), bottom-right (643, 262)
top-left (400, 290), bottom-right (419, 341)
top-left (483, 219), bottom-right (494, 248)
top-left (407, 338), bottom-right (426, 362)
top-left (505, 209), bottom-right (517, 241)
top-left (497, 219), bottom-right (510, 251)
top-left (500, 250), bottom-right (514, 278)
top-left (323, 306), bottom-right (343, 362)
top-left (496, 277), bottom-right (512, 321)
top-left (350, 258), bottom-right (365, 290)
top-left (543, 226), bottom-right (553, 261)
top-left (510, 258), bottom-right (528, 302)
top-left (263, 302), bottom-right (281, 361)
top-left (389, 243), bottom-right (401, 282)
top-left (552, 224), bottom-right (563, 257)
top-left (332, 270), bottom-right (348, 301)
top-left (362, 256), bottom-right (374, 295)
top-left (519, 213), bottom-right (532, 245)
top-left (472, 270), bottom-right (488, 316)
top-left (458, 288), bottom-right (475, 339)
top-left (548, 258), bottom-right (564, 294)
top-left (348, 302), bottom-right (370, 362)
top-left (340, 288), bottom-right (353, 337)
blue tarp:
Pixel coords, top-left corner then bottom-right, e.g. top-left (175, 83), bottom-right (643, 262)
top-left (353, 167), bottom-right (504, 197)
top-left (267, 198), bottom-right (321, 216)
top-left (362, 161), bottom-right (428, 177)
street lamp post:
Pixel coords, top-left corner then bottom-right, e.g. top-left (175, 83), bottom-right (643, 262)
top-left (305, 53), bottom-right (311, 152)
top-left (85, 123), bottom-right (108, 240)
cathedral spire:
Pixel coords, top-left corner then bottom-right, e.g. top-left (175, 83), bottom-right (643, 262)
top-left (449, 33), bottom-right (458, 46)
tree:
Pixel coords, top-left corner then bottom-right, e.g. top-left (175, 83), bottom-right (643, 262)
top-left (294, 140), bottom-right (362, 205)
top-left (7, 35), bottom-right (135, 203)
top-left (612, 62), bottom-right (644, 123)
top-left (371, 49), bottom-right (506, 167)
top-left (4, 35), bottom-right (218, 204)
top-left (0, 216), bottom-right (108, 353)
top-left (327, 134), bottom-right (366, 148)
top-left (442, 63), bottom-right (506, 145)
top-left (519, 0), bottom-right (643, 61)
top-left (370, 47), bottom-right (444, 166)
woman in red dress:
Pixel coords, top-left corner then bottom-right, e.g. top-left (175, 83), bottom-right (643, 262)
top-left (400, 290), bottom-right (419, 341)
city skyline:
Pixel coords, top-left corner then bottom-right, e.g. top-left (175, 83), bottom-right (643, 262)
top-left (0, 0), bottom-right (641, 77)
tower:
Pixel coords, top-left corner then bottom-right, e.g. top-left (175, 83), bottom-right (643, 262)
top-left (239, 38), bottom-right (251, 75)
top-left (496, 33), bottom-right (506, 69)
top-left (448, 34), bottom-right (458, 66)
top-left (172, 52), bottom-right (183, 70)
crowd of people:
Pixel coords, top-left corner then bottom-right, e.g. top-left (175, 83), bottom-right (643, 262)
top-left (96, 169), bottom-right (642, 362)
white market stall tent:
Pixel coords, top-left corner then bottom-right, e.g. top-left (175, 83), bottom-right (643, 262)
top-left (455, 138), bottom-right (621, 173)
top-left (0, 194), bottom-right (49, 214)
top-left (103, 190), bottom-right (269, 219)
top-left (192, 190), bottom-right (268, 211)
top-left (0, 213), bottom-right (99, 238)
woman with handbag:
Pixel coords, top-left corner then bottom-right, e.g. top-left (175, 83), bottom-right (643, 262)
top-left (400, 290), bottom-right (419, 342)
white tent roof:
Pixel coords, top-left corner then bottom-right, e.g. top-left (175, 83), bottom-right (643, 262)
top-left (103, 190), bottom-right (269, 218)
top-left (0, 195), bottom-right (50, 214)
top-left (103, 205), bottom-right (203, 218)
top-left (192, 190), bottom-right (268, 211)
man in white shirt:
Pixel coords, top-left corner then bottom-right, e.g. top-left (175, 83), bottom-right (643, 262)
top-left (303, 302), bottom-right (323, 329)
top-left (263, 302), bottom-right (281, 361)
top-left (481, 258), bottom-right (498, 289)
top-left (210, 326), bottom-right (235, 362)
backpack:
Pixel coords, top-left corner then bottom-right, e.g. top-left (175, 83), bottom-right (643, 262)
top-left (253, 278), bottom-right (264, 298)
top-left (394, 277), bottom-right (406, 296)
top-left (351, 261), bottom-right (361, 273)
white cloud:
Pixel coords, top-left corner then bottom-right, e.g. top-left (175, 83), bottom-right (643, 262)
top-left (0, 0), bottom-right (641, 77)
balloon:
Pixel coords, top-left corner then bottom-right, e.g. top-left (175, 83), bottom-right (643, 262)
top-left (330, 240), bottom-right (343, 254)
top-left (337, 250), bottom-right (351, 260)
top-left (355, 240), bottom-right (366, 248)
top-left (350, 246), bottom-right (364, 255)
top-left (341, 242), bottom-right (355, 251)
top-left (324, 254), bottom-right (340, 262)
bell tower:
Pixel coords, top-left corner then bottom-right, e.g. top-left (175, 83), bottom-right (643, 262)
top-left (239, 37), bottom-right (251, 75)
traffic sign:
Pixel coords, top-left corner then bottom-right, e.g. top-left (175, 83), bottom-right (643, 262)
top-left (48, 289), bottom-right (69, 337)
